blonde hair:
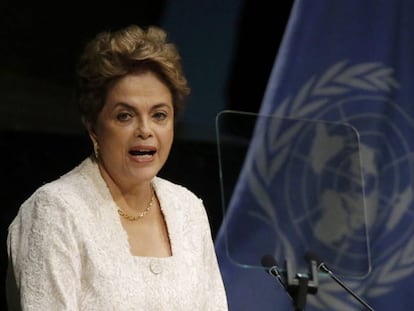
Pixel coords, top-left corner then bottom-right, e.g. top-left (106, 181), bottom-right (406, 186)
top-left (77, 25), bottom-right (190, 125)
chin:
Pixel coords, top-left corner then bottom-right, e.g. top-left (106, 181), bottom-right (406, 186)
top-left (130, 168), bottom-right (159, 182)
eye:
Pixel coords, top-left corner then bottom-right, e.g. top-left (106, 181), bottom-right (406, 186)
top-left (117, 112), bottom-right (132, 122)
top-left (153, 111), bottom-right (168, 121)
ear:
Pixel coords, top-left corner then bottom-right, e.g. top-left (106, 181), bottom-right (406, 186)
top-left (82, 117), bottom-right (98, 145)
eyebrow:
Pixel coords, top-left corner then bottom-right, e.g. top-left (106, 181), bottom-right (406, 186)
top-left (113, 102), bottom-right (172, 111)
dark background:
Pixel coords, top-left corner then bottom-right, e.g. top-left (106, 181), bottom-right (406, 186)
top-left (0, 0), bottom-right (294, 309)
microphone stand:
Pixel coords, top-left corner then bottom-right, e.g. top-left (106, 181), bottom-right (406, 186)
top-left (319, 263), bottom-right (374, 311)
top-left (304, 251), bottom-right (374, 311)
top-left (284, 259), bottom-right (319, 311)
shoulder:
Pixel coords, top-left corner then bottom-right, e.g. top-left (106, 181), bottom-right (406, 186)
top-left (153, 176), bottom-right (208, 219)
top-left (34, 156), bottom-right (104, 206)
top-left (9, 157), bottom-right (97, 229)
top-left (45, 156), bottom-right (97, 194)
top-left (153, 176), bottom-right (201, 203)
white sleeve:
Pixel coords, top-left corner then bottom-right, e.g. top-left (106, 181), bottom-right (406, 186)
top-left (7, 189), bottom-right (82, 310)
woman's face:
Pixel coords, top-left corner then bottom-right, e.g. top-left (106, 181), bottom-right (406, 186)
top-left (88, 72), bottom-right (174, 189)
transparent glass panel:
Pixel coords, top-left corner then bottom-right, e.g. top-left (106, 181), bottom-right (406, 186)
top-left (216, 110), bottom-right (371, 278)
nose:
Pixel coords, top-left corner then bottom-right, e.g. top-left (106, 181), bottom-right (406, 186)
top-left (136, 119), bottom-right (152, 139)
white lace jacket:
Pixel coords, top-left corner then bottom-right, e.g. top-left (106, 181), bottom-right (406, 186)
top-left (7, 157), bottom-right (228, 310)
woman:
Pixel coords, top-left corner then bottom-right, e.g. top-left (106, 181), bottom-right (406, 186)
top-left (7, 25), bottom-right (228, 310)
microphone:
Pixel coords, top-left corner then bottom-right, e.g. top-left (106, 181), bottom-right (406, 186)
top-left (261, 254), bottom-right (288, 290)
top-left (305, 251), bottom-right (374, 311)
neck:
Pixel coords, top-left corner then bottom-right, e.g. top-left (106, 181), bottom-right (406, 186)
top-left (97, 162), bottom-right (154, 210)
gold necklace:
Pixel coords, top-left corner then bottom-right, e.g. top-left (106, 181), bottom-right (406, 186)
top-left (117, 185), bottom-right (155, 221)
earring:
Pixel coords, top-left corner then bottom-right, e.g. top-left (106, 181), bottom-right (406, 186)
top-left (93, 141), bottom-right (100, 159)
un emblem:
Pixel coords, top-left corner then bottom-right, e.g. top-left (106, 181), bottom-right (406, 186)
top-left (251, 60), bottom-right (414, 309)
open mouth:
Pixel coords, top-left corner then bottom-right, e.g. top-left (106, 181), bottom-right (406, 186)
top-left (129, 149), bottom-right (156, 157)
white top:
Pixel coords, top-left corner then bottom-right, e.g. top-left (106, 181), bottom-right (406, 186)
top-left (7, 157), bottom-right (228, 310)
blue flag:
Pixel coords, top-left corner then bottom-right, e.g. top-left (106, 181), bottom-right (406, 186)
top-left (215, 1), bottom-right (414, 310)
